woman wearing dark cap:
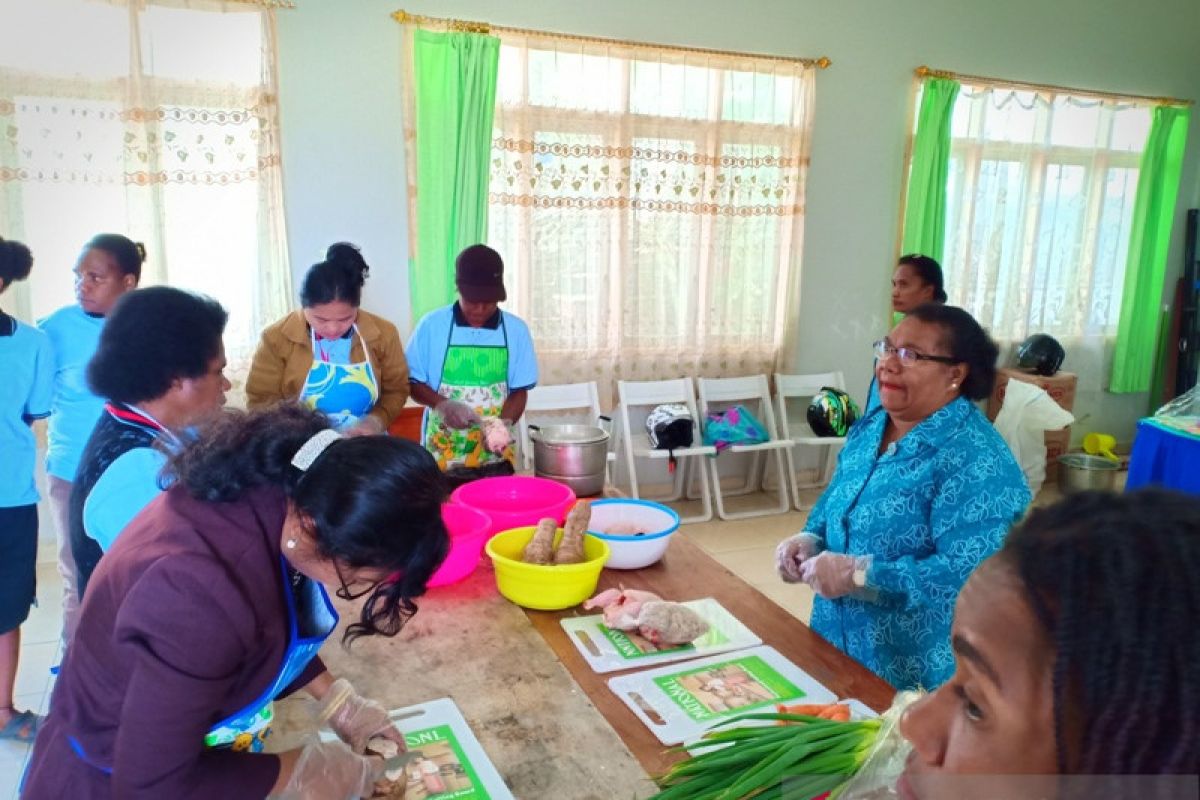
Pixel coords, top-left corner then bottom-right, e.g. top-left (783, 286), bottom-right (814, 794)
top-left (0, 237), bottom-right (54, 743)
top-left (69, 286), bottom-right (231, 599)
top-left (24, 405), bottom-right (450, 799)
top-left (405, 244), bottom-right (538, 483)
top-left (37, 234), bottom-right (142, 644)
top-left (247, 242), bottom-right (409, 435)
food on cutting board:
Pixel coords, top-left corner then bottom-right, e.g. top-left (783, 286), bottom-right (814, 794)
top-left (365, 736), bottom-right (407, 799)
top-left (554, 499), bottom-right (591, 564)
top-left (583, 588), bottom-right (710, 646)
top-left (521, 518), bottom-right (558, 565)
top-left (519, 500), bottom-right (593, 565)
top-left (480, 416), bottom-right (511, 453)
top-left (775, 701), bottom-right (851, 722)
top-left (649, 711), bottom-right (881, 799)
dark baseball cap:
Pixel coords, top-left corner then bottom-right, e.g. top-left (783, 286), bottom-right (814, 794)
top-left (455, 244), bottom-right (507, 303)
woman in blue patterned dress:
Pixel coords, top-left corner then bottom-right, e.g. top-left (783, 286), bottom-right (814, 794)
top-left (776, 305), bottom-right (1030, 690)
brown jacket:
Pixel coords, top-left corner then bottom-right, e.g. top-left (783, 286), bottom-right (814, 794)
top-left (246, 309), bottom-right (409, 427)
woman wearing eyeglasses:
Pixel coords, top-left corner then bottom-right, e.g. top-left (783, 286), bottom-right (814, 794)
top-left (775, 305), bottom-right (1029, 691)
top-left (23, 404), bottom-right (450, 800)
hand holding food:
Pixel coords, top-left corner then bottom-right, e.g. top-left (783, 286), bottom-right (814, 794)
top-left (364, 737), bottom-right (408, 799)
top-left (318, 678), bottom-right (399, 754)
top-left (275, 740), bottom-right (383, 800)
top-left (481, 416), bottom-right (513, 455)
top-left (775, 532), bottom-right (822, 583)
top-left (436, 399), bottom-right (480, 430)
top-left (800, 551), bottom-right (868, 599)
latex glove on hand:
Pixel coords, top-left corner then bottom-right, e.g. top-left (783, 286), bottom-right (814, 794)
top-left (345, 415), bottom-right (385, 437)
top-left (436, 399), bottom-right (480, 430)
top-left (800, 551), bottom-right (871, 599)
top-left (318, 678), bottom-right (403, 754)
top-left (775, 532), bottom-right (822, 583)
top-left (481, 417), bottom-right (514, 455)
top-left (272, 740), bottom-right (382, 800)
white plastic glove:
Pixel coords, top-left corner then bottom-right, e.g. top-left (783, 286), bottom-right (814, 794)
top-left (775, 532), bottom-right (823, 583)
top-left (345, 415), bottom-right (385, 437)
top-left (318, 678), bottom-right (403, 754)
top-left (436, 399), bottom-right (480, 430)
top-left (481, 416), bottom-right (514, 455)
top-left (800, 551), bottom-right (872, 599)
top-left (272, 740), bottom-right (382, 800)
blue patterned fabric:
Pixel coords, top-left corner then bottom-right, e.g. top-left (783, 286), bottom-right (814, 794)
top-left (806, 396), bottom-right (1030, 690)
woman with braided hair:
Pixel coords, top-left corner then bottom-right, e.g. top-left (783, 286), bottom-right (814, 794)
top-left (898, 489), bottom-right (1200, 799)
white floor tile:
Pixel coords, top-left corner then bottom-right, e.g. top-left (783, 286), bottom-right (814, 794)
top-left (12, 641), bottom-right (57, 698)
top-left (0, 738), bottom-right (31, 800)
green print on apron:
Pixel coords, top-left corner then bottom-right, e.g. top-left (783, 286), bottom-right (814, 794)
top-left (423, 316), bottom-right (514, 470)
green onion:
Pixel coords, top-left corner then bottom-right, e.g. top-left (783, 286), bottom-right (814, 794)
top-left (649, 713), bottom-right (881, 800)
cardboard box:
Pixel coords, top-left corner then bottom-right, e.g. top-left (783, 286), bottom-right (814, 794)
top-left (987, 368), bottom-right (1078, 420)
top-left (1043, 427), bottom-right (1071, 482)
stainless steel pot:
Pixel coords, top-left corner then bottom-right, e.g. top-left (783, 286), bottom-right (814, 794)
top-left (1057, 453), bottom-right (1120, 493)
top-left (529, 423), bottom-right (610, 497)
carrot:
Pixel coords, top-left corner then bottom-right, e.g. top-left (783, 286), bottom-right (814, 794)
top-left (774, 703), bottom-right (850, 724)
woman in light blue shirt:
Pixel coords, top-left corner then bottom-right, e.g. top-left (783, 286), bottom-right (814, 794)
top-left (0, 237), bottom-right (54, 742)
top-left (37, 234), bottom-right (142, 644)
top-left (69, 287), bottom-right (230, 598)
top-left (777, 305), bottom-right (1030, 690)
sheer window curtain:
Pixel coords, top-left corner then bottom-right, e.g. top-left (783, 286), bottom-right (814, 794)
top-left (486, 33), bottom-right (814, 401)
top-left (940, 84), bottom-right (1152, 402)
top-left (0, 0), bottom-right (292, 403)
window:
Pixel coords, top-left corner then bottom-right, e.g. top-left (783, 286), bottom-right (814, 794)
top-left (0, 0), bottom-right (291, 380)
top-left (486, 33), bottom-right (815, 390)
top-left (938, 83), bottom-right (1151, 343)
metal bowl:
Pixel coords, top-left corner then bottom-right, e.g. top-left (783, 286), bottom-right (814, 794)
top-left (1057, 453), bottom-right (1120, 493)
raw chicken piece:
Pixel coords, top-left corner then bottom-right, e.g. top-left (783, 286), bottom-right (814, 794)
top-left (584, 588), bottom-right (663, 629)
top-left (583, 588), bottom-right (710, 645)
top-left (365, 736), bottom-right (407, 799)
top-left (481, 416), bottom-right (512, 454)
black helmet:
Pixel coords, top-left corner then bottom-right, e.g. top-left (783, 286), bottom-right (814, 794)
top-left (807, 388), bottom-right (860, 438)
top-left (1016, 334), bottom-right (1065, 376)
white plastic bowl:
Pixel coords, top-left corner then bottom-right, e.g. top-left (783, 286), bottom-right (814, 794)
top-left (586, 499), bottom-right (681, 569)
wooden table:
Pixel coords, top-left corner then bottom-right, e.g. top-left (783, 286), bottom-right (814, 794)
top-left (526, 535), bottom-right (895, 778)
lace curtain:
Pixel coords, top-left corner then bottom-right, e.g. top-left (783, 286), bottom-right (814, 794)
top-left (486, 32), bottom-right (814, 402)
top-left (940, 83), bottom-right (1152, 398)
top-left (0, 0), bottom-right (291, 402)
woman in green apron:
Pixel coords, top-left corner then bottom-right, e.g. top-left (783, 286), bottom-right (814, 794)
top-left (406, 245), bottom-right (539, 485)
top-left (23, 405), bottom-right (450, 799)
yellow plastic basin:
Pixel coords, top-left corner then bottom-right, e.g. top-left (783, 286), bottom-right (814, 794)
top-left (485, 526), bottom-right (610, 610)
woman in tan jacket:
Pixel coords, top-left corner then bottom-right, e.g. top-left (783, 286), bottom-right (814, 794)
top-left (247, 243), bottom-right (408, 434)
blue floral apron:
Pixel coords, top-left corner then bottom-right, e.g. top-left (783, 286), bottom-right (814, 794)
top-left (68, 558), bottom-right (338, 771)
top-left (300, 325), bottom-right (379, 431)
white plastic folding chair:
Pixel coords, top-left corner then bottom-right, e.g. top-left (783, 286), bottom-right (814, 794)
top-left (517, 382), bottom-right (614, 481)
top-left (696, 375), bottom-right (794, 520)
top-left (615, 378), bottom-right (716, 524)
top-left (774, 372), bottom-right (850, 510)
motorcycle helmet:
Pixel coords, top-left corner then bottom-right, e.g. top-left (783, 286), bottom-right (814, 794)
top-left (807, 388), bottom-right (860, 438)
top-left (1016, 334), bottom-right (1065, 376)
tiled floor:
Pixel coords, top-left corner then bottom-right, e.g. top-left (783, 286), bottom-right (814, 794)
top-left (0, 476), bottom-right (1100, 798)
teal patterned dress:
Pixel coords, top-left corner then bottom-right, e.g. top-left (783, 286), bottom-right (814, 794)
top-left (806, 396), bottom-right (1030, 690)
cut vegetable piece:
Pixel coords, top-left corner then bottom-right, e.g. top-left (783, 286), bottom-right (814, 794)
top-left (522, 518), bottom-right (558, 565)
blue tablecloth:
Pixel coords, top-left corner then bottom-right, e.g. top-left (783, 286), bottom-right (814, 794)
top-left (1125, 418), bottom-right (1200, 496)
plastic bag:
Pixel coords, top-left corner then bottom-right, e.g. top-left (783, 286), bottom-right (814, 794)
top-left (702, 404), bottom-right (769, 452)
top-left (1155, 384), bottom-right (1200, 418)
top-left (992, 379), bottom-right (1074, 495)
top-left (831, 690), bottom-right (923, 800)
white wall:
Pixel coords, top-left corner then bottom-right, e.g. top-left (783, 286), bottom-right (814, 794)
top-left (276, 0), bottom-right (1200, 444)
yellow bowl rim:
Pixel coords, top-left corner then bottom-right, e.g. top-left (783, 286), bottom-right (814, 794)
top-left (485, 525), bottom-right (611, 572)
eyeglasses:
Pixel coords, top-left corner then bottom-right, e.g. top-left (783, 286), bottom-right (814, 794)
top-left (873, 339), bottom-right (960, 368)
top-left (333, 561), bottom-right (387, 601)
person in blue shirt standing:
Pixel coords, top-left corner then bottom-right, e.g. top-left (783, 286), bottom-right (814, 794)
top-left (0, 237), bottom-right (55, 742)
top-left (406, 245), bottom-right (538, 486)
top-left (37, 234), bottom-right (142, 644)
top-left (69, 287), bottom-right (230, 599)
top-left (776, 305), bottom-right (1030, 690)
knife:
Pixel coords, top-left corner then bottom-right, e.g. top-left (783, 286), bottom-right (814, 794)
top-left (381, 749), bottom-right (422, 773)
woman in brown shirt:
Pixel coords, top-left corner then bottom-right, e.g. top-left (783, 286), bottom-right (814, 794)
top-left (23, 405), bottom-right (450, 799)
top-left (246, 243), bottom-right (409, 435)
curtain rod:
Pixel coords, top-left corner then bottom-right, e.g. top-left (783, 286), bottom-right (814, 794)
top-left (915, 65), bottom-right (1191, 107)
top-left (392, 9), bottom-right (831, 69)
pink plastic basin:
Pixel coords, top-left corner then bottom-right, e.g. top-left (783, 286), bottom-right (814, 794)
top-left (450, 476), bottom-right (577, 537)
top-left (426, 503), bottom-right (493, 588)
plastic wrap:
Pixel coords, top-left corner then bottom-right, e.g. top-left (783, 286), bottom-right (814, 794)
top-left (832, 691), bottom-right (923, 800)
top-left (1155, 384), bottom-right (1200, 418)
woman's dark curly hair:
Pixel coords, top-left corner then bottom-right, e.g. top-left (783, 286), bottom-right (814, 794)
top-left (0, 236), bottom-right (34, 290)
top-left (907, 303), bottom-right (999, 401)
top-left (166, 404), bottom-right (449, 644)
top-left (999, 489), bottom-right (1200, 779)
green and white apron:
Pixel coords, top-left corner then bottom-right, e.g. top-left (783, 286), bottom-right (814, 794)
top-left (423, 316), bottom-right (515, 470)
top-left (300, 326), bottom-right (379, 431)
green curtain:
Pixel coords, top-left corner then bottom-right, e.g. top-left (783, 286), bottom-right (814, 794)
top-left (1110, 105), bottom-right (1191, 394)
top-left (900, 77), bottom-right (960, 264)
top-left (409, 30), bottom-right (500, 320)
